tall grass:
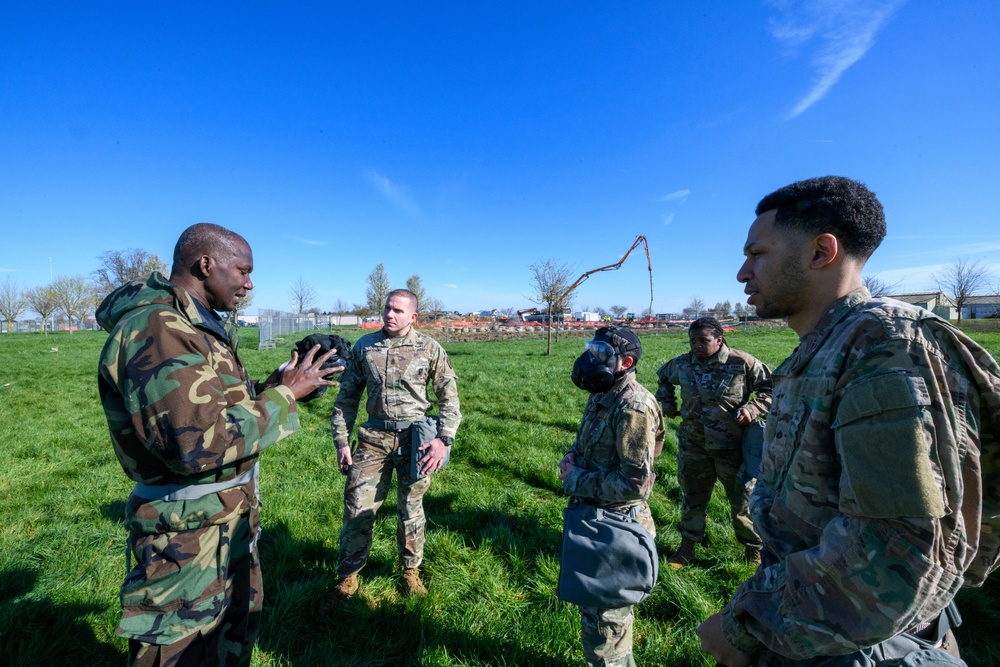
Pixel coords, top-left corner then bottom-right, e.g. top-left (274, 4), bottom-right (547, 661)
top-left (0, 325), bottom-right (997, 666)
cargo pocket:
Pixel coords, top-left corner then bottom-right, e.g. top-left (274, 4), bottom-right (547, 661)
top-left (118, 523), bottom-right (227, 644)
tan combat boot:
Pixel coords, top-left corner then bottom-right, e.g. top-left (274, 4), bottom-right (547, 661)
top-left (744, 545), bottom-right (762, 567)
top-left (668, 538), bottom-right (697, 569)
top-left (319, 574), bottom-right (358, 614)
top-left (401, 568), bottom-right (427, 597)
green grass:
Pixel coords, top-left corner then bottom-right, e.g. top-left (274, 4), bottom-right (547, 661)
top-left (1, 325), bottom-right (998, 666)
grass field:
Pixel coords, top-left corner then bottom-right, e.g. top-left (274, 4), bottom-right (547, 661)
top-left (1, 325), bottom-right (998, 666)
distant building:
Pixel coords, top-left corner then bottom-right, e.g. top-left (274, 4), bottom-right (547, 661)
top-left (887, 292), bottom-right (958, 321)
top-left (961, 294), bottom-right (1000, 320)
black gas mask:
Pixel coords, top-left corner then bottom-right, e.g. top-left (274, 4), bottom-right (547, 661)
top-left (571, 326), bottom-right (642, 393)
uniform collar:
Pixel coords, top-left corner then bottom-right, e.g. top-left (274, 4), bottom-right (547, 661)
top-left (596, 371), bottom-right (635, 407)
top-left (779, 287), bottom-right (870, 376)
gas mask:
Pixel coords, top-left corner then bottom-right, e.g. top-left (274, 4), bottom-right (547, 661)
top-left (572, 326), bottom-right (642, 393)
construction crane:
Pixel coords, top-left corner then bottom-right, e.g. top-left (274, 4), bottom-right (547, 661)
top-left (559, 235), bottom-right (654, 317)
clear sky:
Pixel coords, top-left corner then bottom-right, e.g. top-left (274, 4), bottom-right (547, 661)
top-left (3, 2), bottom-right (999, 317)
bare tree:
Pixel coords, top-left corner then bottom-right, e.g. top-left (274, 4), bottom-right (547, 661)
top-left (231, 292), bottom-right (254, 325)
top-left (713, 300), bottom-right (732, 318)
top-left (499, 306), bottom-right (516, 320)
top-left (352, 303), bottom-right (370, 321)
top-left (0, 277), bottom-right (28, 333)
top-left (423, 297), bottom-right (445, 321)
top-left (933, 258), bottom-right (993, 324)
top-left (288, 277), bottom-right (317, 313)
top-left (610, 305), bottom-right (628, 319)
top-left (862, 273), bottom-right (903, 297)
top-left (406, 274), bottom-right (427, 311)
top-left (51, 275), bottom-right (95, 333)
top-left (332, 298), bottom-right (348, 326)
top-left (93, 248), bottom-right (168, 299)
top-left (683, 296), bottom-right (706, 319)
top-left (365, 263), bottom-right (391, 315)
top-left (25, 284), bottom-right (59, 335)
top-left (529, 259), bottom-right (575, 355)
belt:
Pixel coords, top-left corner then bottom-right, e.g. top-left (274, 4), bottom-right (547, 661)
top-left (368, 417), bottom-right (415, 432)
top-left (132, 462), bottom-right (259, 502)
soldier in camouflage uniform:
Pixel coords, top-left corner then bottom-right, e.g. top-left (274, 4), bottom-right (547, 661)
top-left (96, 223), bottom-right (342, 667)
top-left (656, 316), bottom-right (772, 568)
top-left (323, 288), bottom-right (461, 606)
top-left (698, 177), bottom-right (1000, 667)
top-left (560, 326), bottom-right (664, 667)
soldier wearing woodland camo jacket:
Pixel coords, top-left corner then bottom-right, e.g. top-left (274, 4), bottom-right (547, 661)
top-left (97, 223), bottom-right (342, 667)
top-left (697, 177), bottom-right (1000, 667)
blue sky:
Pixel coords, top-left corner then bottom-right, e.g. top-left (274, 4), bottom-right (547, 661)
top-left (3, 2), bottom-right (999, 317)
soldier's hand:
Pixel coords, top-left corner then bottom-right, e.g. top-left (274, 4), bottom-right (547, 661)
top-left (558, 452), bottom-right (576, 480)
top-left (337, 445), bottom-right (353, 475)
top-left (418, 438), bottom-right (448, 474)
top-left (280, 344), bottom-right (345, 401)
top-left (696, 613), bottom-right (753, 667)
top-left (735, 407), bottom-right (752, 425)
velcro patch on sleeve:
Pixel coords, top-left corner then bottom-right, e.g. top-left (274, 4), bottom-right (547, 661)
top-left (833, 372), bottom-right (945, 519)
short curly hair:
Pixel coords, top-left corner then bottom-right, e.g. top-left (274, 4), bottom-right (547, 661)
top-left (756, 176), bottom-right (885, 259)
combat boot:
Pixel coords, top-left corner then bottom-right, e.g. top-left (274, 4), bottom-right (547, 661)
top-left (668, 538), bottom-right (696, 569)
top-left (401, 568), bottom-right (427, 597)
top-left (744, 545), bottom-right (762, 567)
top-left (319, 574), bottom-right (358, 614)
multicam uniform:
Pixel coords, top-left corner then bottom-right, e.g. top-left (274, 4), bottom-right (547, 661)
top-left (331, 326), bottom-right (461, 578)
top-left (562, 373), bottom-right (664, 667)
top-left (656, 345), bottom-right (772, 548)
top-left (96, 272), bottom-right (301, 667)
top-left (720, 289), bottom-right (1000, 665)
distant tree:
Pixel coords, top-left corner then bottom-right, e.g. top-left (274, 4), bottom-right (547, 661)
top-left (641, 307), bottom-right (653, 318)
top-left (529, 259), bottom-right (575, 355)
top-left (289, 277), bottom-right (317, 313)
top-left (93, 248), bottom-right (167, 299)
top-left (733, 302), bottom-right (746, 320)
top-left (25, 284), bottom-right (59, 335)
top-left (406, 274), bottom-right (427, 311)
top-left (352, 303), bottom-right (370, 321)
top-left (232, 292), bottom-right (254, 325)
top-left (499, 306), bottom-right (516, 320)
top-left (595, 306), bottom-right (609, 318)
top-left (933, 258), bottom-right (993, 324)
top-left (862, 273), bottom-right (902, 297)
top-left (365, 263), bottom-right (391, 315)
top-left (423, 297), bottom-right (445, 319)
top-left (332, 298), bottom-right (348, 326)
top-left (610, 305), bottom-right (628, 319)
top-left (51, 275), bottom-right (94, 333)
top-left (683, 296), bottom-right (706, 319)
top-left (713, 300), bottom-right (732, 318)
top-left (0, 277), bottom-right (28, 333)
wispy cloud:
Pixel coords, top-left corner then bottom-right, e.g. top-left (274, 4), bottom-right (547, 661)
top-left (445, 283), bottom-right (458, 289)
top-left (365, 170), bottom-right (420, 217)
top-left (291, 236), bottom-right (327, 246)
top-left (662, 212), bottom-right (676, 226)
top-left (656, 189), bottom-right (691, 203)
top-left (769, 0), bottom-right (907, 119)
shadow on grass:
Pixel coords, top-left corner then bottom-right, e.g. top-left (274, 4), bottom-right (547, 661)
top-left (99, 498), bottom-right (127, 525)
top-left (0, 567), bottom-right (124, 666)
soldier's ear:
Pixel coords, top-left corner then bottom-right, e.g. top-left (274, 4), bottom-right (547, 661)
top-left (196, 254), bottom-right (213, 279)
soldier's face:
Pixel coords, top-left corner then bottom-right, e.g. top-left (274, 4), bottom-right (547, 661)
top-left (689, 329), bottom-right (722, 359)
top-left (383, 294), bottom-right (417, 335)
top-left (203, 240), bottom-right (254, 312)
top-left (737, 209), bottom-right (810, 320)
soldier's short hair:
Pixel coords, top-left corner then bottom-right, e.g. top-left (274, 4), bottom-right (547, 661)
top-left (386, 289), bottom-right (419, 312)
top-left (173, 223), bottom-right (248, 270)
top-left (689, 317), bottom-right (725, 338)
top-left (756, 176), bottom-right (885, 260)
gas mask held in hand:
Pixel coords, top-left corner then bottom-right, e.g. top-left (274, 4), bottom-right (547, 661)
top-left (571, 326), bottom-right (642, 393)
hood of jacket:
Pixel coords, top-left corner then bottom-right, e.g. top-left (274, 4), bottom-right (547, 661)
top-left (96, 272), bottom-right (204, 332)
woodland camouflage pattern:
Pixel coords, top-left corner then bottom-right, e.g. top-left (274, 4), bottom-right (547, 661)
top-left (719, 289), bottom-right (1000, 664)
top-left (97, 272), bottom-right (299, 649)
top-left (332, 326), bottom-right (461, 576)
top-left (562, 372), bottom-right (663, 667)
top-left (656, 345), bottom-right (772, 547)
